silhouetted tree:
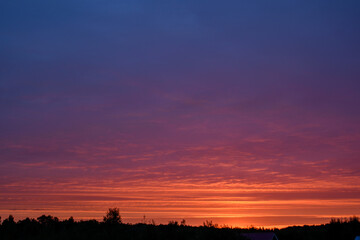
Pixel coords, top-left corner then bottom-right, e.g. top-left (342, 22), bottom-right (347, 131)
top-left (37, 215), bottom-right (58, 225)
top-left (103, 208), bottom-right (122, 224)
top-left (203, 220), bottom-right (218, 228)
top-left (181, 219), bottom-right (186, 226)
top-left (168, 220), bottom-right (179, 226)
top-left (142, 215), bottom-right (147, 224)
top-left (2, 215), bottom-right (15, 227)
top-left (68, 216), bottom-right (74, 223)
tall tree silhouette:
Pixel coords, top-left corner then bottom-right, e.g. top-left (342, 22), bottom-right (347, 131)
top-left (103, 208), bottom-right (122, 224)
top-left (2, 215), bottom-right (15, 227)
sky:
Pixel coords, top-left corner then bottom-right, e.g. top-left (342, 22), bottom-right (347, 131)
top-left (1, 0), bottom-right (360, 228)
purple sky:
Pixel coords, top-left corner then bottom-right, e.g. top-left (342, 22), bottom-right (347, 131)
top-left (1, 0), bottom-right (360, 227)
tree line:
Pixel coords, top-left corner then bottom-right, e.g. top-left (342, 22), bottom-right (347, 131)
top-left (0, 209), bottom-right (359, 240)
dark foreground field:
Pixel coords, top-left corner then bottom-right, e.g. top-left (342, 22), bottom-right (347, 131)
top-left (1, 214), bottom-right (359, 240)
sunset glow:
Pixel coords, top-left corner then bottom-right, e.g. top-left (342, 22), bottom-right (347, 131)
top-left (1, 0), bottom-right (360, 228)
